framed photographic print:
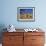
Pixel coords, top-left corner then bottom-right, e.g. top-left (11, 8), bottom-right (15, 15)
top-left (17, 7), bottom-right (35, 22)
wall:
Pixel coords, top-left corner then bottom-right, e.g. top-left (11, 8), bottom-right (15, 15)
top-left (0, 0), bottom-right (46, 29)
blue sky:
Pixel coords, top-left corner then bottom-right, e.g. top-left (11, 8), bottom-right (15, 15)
top-left (20, 9), bottom-right (33, 14)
